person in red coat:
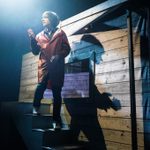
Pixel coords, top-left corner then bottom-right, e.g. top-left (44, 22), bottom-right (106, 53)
top-left (27, 11), bottom-right (70, 129)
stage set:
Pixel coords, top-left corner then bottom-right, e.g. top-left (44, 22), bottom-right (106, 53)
top-left (0, 0), bottom-right (149, 150)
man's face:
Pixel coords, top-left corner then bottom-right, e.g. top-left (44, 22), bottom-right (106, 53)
top-left (41, 13), bottom-right (50, 27)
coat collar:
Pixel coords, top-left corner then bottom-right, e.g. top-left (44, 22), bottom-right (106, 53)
top-left (42, 28), bottom-right (62, 43)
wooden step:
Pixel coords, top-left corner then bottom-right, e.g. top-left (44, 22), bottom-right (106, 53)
top-left (26, 113), bottom-right (53, 129)
top-left (42, 145), bottom-right (86, 150)
top-left (42, 141), bottom-right (90, 150)
top-left (33, 128), bottom-right (74, 147)
top-left (26, 113), bottom-right (69, 130)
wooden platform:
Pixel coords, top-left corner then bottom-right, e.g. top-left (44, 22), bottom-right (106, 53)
top-left (18, 1), bottom-right (149, 149)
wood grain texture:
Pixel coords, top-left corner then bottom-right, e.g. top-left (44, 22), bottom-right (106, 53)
top-left (19, 27), bottom-right (148, 149)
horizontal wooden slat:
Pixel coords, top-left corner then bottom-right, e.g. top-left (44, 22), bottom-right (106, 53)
top-left (18, 76), bottom-right (37, 86)
top-left (100, 44), bottom-right (140, 62)
top-left (98, 117), bottom-right (145, 132)
top-left (103, 129), bottom-right (143, 146)
top-left (19, 83), bottom-right (36, 91)
top-left (96, 55), bottom-right (141, 74)
top-left (66, 45), bottom-right (140, 65)
top-left (108, 93), bottom-right (142, 107)
top-left (20, 72), bottom-right (89, 85)
top-left (21, 63), bottom-right (38, 73)
top-left (22, 55), bottom-right (38, 67)
top-left (95, 67), bottom-right (144, 84)
top-left (44, 90), bottom-right (89, 99)
top-left (96, 80), bottom-right (148, 94)
top-left (22, 52), bottom-right (35, 60)
top-left (77, 128), bottom-right (144, 146)
top-left (68, 32), bottom-right (140, 52)
top-left (19, 91), bottom-right (34, 100)
top-left (97, 107), bottom-right (144, 119)
top-left (68, 29), bottom-right (128, 44)
top-left (105, 141), bottom-right (143, 150)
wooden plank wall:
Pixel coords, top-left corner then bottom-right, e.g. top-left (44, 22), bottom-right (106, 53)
top-left (44, 72), bottom-right (90, 99)
top-left (19, 28), bottom-right (147, 149)
top-left (19, 53), bottom-right (38, 102)
top-left (19, 57), bottom-right (90, 101)
top-left (62, 29), bottom-right (144, 149)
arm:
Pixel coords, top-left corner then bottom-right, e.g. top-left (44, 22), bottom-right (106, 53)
top-left (30, 38), bottom-right (40, 55)
top-left (27, 29), bottom-right (40, 55)
top-left (59, 32), bottom-right (71, 58)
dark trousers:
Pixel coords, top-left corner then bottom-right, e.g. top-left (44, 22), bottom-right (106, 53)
top-left (33, 82), bottom-right (62, 123)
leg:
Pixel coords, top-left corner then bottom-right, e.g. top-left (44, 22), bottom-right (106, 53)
top-left (33, 82), bottom-right (47, 108)
top-left (51, 86), bottom-right (62, 123)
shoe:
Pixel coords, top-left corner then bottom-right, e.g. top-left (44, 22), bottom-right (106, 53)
top-left (33, 107), bottom-right (40, 115)
top-left (52, 121), bottom-right (62, 130)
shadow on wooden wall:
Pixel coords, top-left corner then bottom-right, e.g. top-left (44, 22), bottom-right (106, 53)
top-left (64, 34), bottom-right (121, 149)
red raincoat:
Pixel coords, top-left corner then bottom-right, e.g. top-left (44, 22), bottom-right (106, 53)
top-left (31, 28), bottom-right (70, 88)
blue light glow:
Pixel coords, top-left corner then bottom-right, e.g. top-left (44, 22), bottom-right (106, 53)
top-left (0, 0), bottom-right (33, 12)
top-left (0, 0), bottom-right (42, 30)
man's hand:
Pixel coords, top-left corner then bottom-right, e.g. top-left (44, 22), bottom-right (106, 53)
top-left (27, 28), bottom-right (35, 39)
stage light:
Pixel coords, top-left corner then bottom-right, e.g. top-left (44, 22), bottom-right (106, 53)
top-left (0, 0), bottom-right (39, 28)
top-left (0, 0), bottom-right (32, 11)
top-left (0, 0), bottom-right (39, 20)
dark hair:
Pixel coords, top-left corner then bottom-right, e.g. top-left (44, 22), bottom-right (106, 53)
top-left (42, 11), bottom-right (60, 29)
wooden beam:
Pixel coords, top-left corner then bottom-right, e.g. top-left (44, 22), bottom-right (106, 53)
top-left (61, 0), bottom-right (128, 36)
top-left (61, 0), bottom-right (128, 27)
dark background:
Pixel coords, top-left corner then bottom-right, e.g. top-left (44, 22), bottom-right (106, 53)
top-left (0, 0), bottom-right (105, 101)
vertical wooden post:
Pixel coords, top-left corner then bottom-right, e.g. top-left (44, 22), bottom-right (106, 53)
top-left (127, 10), bottom-right (138, 150)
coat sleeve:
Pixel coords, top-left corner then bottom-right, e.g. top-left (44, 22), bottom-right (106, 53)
top-left (30, 38), bottom-right (40, 55)
top-left (59, 32), bottom-right (71, 58)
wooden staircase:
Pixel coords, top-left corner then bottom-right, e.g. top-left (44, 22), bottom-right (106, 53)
top-left (5, 102), bottom-right (89, 150)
